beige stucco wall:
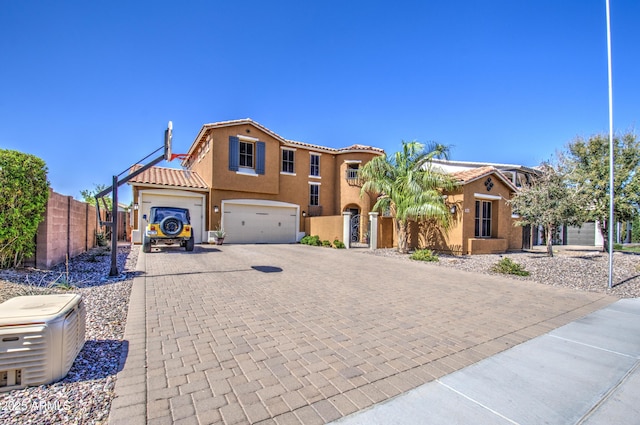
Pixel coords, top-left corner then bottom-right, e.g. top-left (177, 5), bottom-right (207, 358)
top-left (195, 124), bottom-right (381, 233)
top-left (306, 215), bottom-right (343, 243)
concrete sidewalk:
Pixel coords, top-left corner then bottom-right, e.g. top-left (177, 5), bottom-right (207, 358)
top-left (333, 298), bottom-right (640, 425)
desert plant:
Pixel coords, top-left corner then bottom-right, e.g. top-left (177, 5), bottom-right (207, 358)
top-left (333, 239), bottom-right (346, 249)
top-left (491, 257), bottom-right (530, 276)
top-left (96, 231), bottom-right (108, 247)
top-left (410, 249), bottom-right (439, 262)
top-left (359, 141), bottom-right (458, 253)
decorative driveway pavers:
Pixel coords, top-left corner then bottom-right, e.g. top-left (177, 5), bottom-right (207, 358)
top-left (109, 244), bottom-right (614, 425)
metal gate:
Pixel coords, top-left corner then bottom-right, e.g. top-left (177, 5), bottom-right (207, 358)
top-left (350, 214), bottom-right (361, 243)
top-left (350, 214), bottom-right (370, 247)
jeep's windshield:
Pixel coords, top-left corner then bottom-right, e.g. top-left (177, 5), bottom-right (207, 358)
top-left (152, 207), bottom-right (190, 223)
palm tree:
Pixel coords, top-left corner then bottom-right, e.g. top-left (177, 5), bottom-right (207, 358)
top-left (359, 140), bottom-right (458, 253)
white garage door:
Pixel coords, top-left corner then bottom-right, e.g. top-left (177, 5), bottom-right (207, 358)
top-left (223, 201), bottom-right (297, 244)
top-left (139, 190), bottom-right (205, 243)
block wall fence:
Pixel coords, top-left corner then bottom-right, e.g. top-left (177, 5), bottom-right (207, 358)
top-left (24, 189), bottom-right (130, 269)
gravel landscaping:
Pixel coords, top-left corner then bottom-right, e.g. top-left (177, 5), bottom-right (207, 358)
top-left (0, 244), bottom-right (137, 425)
top-left (363, 248), bottom-right (640, 298)
top-left (0, 243), bottom-right (638, 424)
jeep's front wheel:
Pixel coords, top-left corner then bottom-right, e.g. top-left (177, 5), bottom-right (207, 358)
top-left (185, 235), bottom-right (194, 252)
top-left (143, 235), bottom-right (151, 253)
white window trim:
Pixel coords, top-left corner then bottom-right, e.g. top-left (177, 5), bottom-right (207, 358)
top-left (281, 147), bottom-right (296, 176)
top-left (238, 134), bottom-right (259, 142)
top-left (237, 168), bottom-right (258, 176)
top-left (309, 182), bottom-right (321, 206)
top-left (309, 152), bottom-right (321, 178)
top-left (475, 199), bottom-right (493, 238)
top-left (344, 159), bottom-right (362, 164)
top-left (474, 193), bottom-right (502, 201)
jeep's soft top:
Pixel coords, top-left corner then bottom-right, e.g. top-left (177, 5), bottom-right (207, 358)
top-left (151, 206), bottom-right (190, 223)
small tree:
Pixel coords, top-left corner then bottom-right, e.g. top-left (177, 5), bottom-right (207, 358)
top-left (80, 183), bottom-right (112, 209)
top-left (563, 132), bottom-right (640, 251)
top-left (0, 149), bottom-right (50, 268)
top-left (508, 162), bottom-right (584, 257)
top-left (359, 141), bottom-right (458, 253)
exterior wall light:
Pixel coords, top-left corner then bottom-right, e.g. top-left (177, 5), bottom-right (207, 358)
top-left (214, 206), bottom-right (219, 214)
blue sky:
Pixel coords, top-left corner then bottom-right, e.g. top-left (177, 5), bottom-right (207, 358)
top-left (2, 1), bottom-right (638, 204)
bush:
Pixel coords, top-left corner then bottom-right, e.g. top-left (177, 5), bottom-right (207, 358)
top-left (0, 149), bottom-right (50, 268)
top-left (300, 235), bottom-right (321, 246)
top-left (322, 240), bottom-right (332, 247)
top-left (491, 257), bottom-right (530, 276)
top-left (410, 249), bottom-right (439, 262)
top-left (333, 239), bottom-right (345, 249)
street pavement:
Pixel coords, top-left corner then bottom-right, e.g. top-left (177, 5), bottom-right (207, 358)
top-left (109, 244), bottom-right (619, 424)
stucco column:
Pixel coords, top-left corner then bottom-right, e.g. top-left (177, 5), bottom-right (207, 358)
top-left (368, 212), bottom-right (379, 250)
top-left (343, 211), bottom-right (352, 249)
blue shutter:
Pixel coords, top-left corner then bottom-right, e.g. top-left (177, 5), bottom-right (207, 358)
top-left (229, 136), bottom-right (239, 171)
top-left (256, 141), bottom-right (265, 175)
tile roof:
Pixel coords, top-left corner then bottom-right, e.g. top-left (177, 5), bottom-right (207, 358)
top-left (128, 165), bottom-right (209, 190)
top-left (450, 166), bottom-right (518, 192)
top-left (185, 118), bottom-right (385, 165)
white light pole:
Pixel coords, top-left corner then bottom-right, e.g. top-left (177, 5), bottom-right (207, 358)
top-left (605, 0), bottom-right (614, 289)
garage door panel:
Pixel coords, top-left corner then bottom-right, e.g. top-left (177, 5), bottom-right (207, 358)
top-left (223, 203), bottom-right (296, 244)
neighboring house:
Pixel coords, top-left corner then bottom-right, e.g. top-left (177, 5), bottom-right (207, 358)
top-left (128, 119), bottom-right (384, 245)
top-left (430, 159), bottom-right (541, 188)
top-left (410, 165), bottom-right (522, 255)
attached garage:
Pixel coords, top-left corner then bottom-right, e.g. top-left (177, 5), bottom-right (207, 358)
top-left (222, 200), bottom-right (299, 244)
top-left (137, 189), bottom-right (206, 243)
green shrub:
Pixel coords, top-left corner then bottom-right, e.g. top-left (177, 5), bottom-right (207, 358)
top-left (491, 257), bottom-right (530, 276)
top-left (300, 235), bottom-right (322, 246)
top-left (0, 149), bottom-right (50, 268)
top-left (410, 249), bottom-right (439, 262)
top-left (322, 240), bottom-right (332, 247)
top-left (613, 243), bottom-right (624, 251)
top-left (333, 239), bottom-right (345, 249)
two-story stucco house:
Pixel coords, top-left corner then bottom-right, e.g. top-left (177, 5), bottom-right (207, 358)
top-left (129, 119), bottom-right (384, 245)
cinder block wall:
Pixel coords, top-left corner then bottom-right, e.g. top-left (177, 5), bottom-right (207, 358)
top-left (25, 190), bottom-right (99, 269)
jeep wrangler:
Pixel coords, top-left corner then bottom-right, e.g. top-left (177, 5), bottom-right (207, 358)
top-left (143, 206), bottom-right (194, 252)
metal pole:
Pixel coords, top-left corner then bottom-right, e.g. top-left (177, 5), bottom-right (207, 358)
top-left (606, 0), bottom-right (614, 289)
top-left (109, 175), bottom-right (119, 276)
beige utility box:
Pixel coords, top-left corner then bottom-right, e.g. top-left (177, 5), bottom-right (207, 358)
top-left (0, 294), bottom-right (86, 392)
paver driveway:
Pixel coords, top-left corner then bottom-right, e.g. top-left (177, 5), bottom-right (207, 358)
top-left (109, 244), bottom-right (614, 425)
